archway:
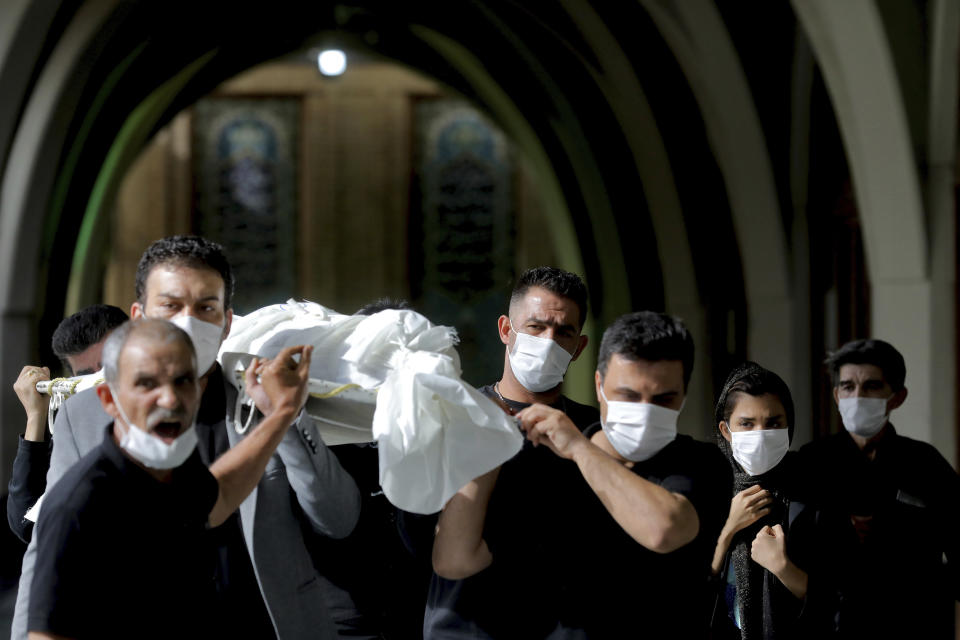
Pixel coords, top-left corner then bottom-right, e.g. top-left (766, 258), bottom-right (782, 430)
top-left (1, 2), bottom-right (672, 480)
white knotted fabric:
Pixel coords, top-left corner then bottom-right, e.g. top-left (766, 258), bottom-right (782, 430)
top-left (218, 300), bottom-right (523, 514)
top-left (36, 371), bottom-right (105, 436)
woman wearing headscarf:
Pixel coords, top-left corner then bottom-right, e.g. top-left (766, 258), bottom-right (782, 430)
top-left (709, 362), bottom-right (833, 639)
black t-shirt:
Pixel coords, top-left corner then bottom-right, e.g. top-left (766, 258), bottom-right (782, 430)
top-left (476, 384), bottom-right (600, 436)
top-left (424, 387), bottom-right (601, 639)
top-left (798, 426), bottom-right (960, 638)
top-left (484, 390), bottom-right (601, 637)
top-left (307, 441), bottom-right (432, 639)
top-left (574, 424), bottom-right (732, 638)
top-left (29, 425), bottom-right (219, 639)
top-left (7, 435), bottom-right (52, 543)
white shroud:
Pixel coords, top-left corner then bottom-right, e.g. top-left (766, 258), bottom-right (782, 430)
top-left (218, 300), bottom-right (522, 514)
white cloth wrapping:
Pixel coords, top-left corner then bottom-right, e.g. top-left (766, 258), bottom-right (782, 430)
top-left (36, 370), bottom-right (105, 436)
top-left (218, 300), bottom-right (523, 514)
top-left (35, 372), bottom-right (104, 397)
top-left (373, 350), bottom-right (524, 514)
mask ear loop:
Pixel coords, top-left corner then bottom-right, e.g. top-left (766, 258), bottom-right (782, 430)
top-left (226, 354), bottom-right (259, 435)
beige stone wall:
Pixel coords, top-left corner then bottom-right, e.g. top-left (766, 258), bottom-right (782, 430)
top-left (104, 113), bottom-right (192, 310)
top-left (105, 60), bottom-right (555, 315)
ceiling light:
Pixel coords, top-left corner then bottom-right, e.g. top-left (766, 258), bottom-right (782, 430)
top-left (317, 49), bottom-right (347, 76)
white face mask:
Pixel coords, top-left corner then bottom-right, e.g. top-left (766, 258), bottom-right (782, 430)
top-left (507, 322), bottom-right (574, 393)
top-left (729, 428), bottom-right (790, 477)
top-left (599, 386), bottom-right (679, 462)
top-left (110, 385), bottom-right (199, 470)
top-left (170, 315), bottom-right (224, 375)
top-left (838, 396), bottom-right (891, 437)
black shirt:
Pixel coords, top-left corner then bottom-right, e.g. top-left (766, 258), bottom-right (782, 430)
top-left (574, 424), bottom-right (732, 638)
top-left (424, 387), bottom-right (600, 639)
top-left (6, 435), bottom-right (51, 543)
top-left (478, 384), bottom-right (600, 437)
top-left (29, 425), bottom-right (219, 639)
top-left (193, 366), bottom-right (276, 639)
top-left (306, 441), bottom-right (430, 639)
top-left (798, 425), bottom-right (960, 639)
top-left (708, 451), bottom-right (843, 640)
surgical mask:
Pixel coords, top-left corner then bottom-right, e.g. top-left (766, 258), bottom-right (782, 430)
top-left (170, 315), bottom-right (224, 375)
top-left (838, 396), bottom-right (891, 437)
top-left (599, 386), bottom-right (678, 462)
top-left (111, 385), bottom-right (198, 469)
top-left (507, 322), bottom-right (574, 393)
top-left (729, 428), bottom-right (789, 477)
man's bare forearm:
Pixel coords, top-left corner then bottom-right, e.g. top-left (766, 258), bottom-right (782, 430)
top-left (207, 406), bottom-right (297, 527)
top-left (433, 467), bottom-right (500, 579)
top-left (29, 631), bottom-right (72, 639)
top-left (24, 414), bottom-right (46, 442)
top-left (773, 558), bottom-right (808, 600)
top-left (572, 442), bottom-right (698, 553)
top-left (712, 528), bottom-right (735, 575)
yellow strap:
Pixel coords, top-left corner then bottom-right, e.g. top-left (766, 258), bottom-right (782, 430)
top-left (309, 383), bottom-right (370, 399)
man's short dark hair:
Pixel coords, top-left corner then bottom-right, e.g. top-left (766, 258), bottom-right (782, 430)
top-left (825, 338), bottom-right (906, 392)
top-left (509, 267), bottom-right (588, 327)
top-left (135, 236), bottom-right (235, 309)
top-left (51, 305), bottom-right (128, 364)
top-left (356, 297), bottom-right (412, 316)
top-left (597, 311), bottom-right (695, 388)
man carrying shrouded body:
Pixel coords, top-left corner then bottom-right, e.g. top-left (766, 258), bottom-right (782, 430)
top-left (433, 311), bottom-right (731, 638)
top-left (28, 320), bottom-right (312, 639)
top-left (422, 267), bottom-right (598, 638)
top-left (12, 236), bottom-right (361, 640)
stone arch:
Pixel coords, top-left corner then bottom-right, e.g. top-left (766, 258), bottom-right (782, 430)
top-left (0, 1), bottom-right (652, 477)
top-left (794, 0), bottom-right (957, 461)
top-left (554, 1), bottom-right (714, 437)
top-left (0, 0), bottom-right (128, 476)
top-left (792, 0), bottom-right (926, 284)
top-left (639, 0), bottom-right (797, 399)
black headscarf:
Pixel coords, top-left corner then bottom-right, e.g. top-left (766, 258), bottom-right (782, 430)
top-left (714, 362), bottom-right (799, 640)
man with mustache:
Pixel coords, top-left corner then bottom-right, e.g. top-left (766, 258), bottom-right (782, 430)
top-left (26, 319), bottom-right (313, 639)
top-left (12, 236), bottom-right (360, 640)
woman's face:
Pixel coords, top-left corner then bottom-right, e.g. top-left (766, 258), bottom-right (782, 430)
top-left (720, 392), bottom-right (788, 441)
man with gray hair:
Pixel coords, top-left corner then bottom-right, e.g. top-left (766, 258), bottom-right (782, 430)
top-left (27, 319), bottom-right (313, 639)
top-left (13, 236), bottom-right (359, 640)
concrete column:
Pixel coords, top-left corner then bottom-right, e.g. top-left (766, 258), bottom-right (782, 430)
top-left (642, 0), bottom-right (796, 398)
top-left (559, 0), bottom-right (712, 438)
top-left (0, 0), bottom-right (123, 484)
top-left (0, 0), bottom-right (62, 181)
top-left (922, 0), bottom-right (959, 466)
top-left (795, 0), bottom-right (957, 465)
top-left (788, 31), bottom-right (816, 447)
